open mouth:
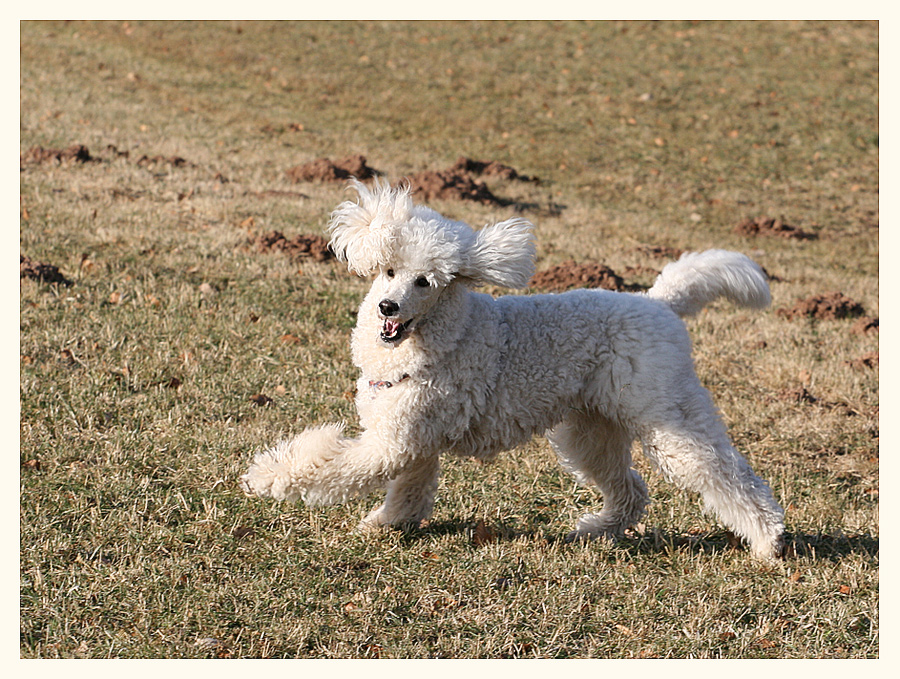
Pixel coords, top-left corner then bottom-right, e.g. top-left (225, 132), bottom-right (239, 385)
top-left (380, 317), bottom-right (414, 343)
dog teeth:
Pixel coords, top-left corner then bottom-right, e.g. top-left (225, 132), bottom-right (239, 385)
top-left (381, 317), bottom-right (414, 341)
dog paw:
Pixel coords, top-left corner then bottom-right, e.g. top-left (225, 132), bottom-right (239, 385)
top-left (565, 522), bottom-right (623, 545)
top-left (240, 450), bottom-right (302, 503)
top-left (564, 529), bottom-right (616, 544)
top-left (238, 473), bottom-right (257, 497)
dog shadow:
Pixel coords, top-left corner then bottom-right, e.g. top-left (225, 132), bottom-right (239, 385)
top-left (400, 520), bottom-right (879, 562)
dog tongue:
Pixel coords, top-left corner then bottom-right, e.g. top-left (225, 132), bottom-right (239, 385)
top-left (383, 319), bottom-right (401, 337)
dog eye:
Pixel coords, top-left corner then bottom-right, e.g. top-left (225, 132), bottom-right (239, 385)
top-left (386, 269), bottom-right (394, 278)
top-left (415, 276), bottom-right (430, 288)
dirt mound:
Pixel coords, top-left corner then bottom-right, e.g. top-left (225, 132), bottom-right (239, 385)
top-left (531, 261), bottom-right (625, 292)
top-left (404, 169), bottom-right (505, 205)
top-left (253, 231), bottom-right (333, 261)
top-left (774, 385), bottom-right (861, 417)
top-left (20, 254), bottom-right (73, 286)
top-left (404, 157), bottom-right (539, 206)
top-left (136, 154), bottom-right (191, 168)
top-left (286, 154), bottom-right (379, 183)
top-left (448, 156), bottom-right (538, 183)
top-left (21, 144), bottom-right (201, 171)
top-left (846, 351), bottom-right (878, 371)
top-left (778, 386), bottom-right (820, 405)
top-left (21, 144), bottom-right (97, 165)
top-left (776, 292), bottom-right (865, 321)
top-left (735, 216), bottom-right (817, 240)
top-left (851, 316), bottom-right (879, 335)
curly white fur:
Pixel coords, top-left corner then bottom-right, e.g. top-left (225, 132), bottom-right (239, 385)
top-left (242, 181), bottom-right (785, 560)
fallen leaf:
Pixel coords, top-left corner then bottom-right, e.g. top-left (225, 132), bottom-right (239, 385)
top-left (249, 393), bottom-right (273, 406)
top-left (232, 526), bottom-right (255, 540)
top-left (473, 519), bottom-right (496, 547)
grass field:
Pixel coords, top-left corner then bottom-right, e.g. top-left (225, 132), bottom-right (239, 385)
top-left (19, 20), bottom-right (878, 658)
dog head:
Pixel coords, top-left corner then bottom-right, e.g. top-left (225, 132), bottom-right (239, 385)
top-left (328, 179), bottom-right (535, 344)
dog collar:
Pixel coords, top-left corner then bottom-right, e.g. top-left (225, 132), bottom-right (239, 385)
top-left (368, 373), bottom-right (410, 390)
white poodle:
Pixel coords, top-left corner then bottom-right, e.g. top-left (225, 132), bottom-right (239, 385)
top-left (241, 180), bottom-right (784, 560)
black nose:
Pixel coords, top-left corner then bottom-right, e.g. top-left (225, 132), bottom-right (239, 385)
top-left (379, 299), bottom-right (400, 317)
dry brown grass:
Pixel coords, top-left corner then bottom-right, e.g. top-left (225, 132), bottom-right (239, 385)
top-left (20, 20), bottom-right (877, 658)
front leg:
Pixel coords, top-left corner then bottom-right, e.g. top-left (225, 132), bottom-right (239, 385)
top-left (240, 423), bottom-right (415, 507)
top-left (359, 454), bottom-right (441, 530)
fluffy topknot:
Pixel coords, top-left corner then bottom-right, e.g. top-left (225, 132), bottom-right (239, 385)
top-left (327, 179), bottom-right (536, 289)
top-left (327, 179), bottom-right (413, 276)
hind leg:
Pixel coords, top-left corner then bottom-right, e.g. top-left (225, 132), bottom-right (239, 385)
top-left (548, 411), bottom-right (649, 541)
top-left (358, 454), bottom-right (440, 530)
top-left (639, 390), bottom-right (784, 559)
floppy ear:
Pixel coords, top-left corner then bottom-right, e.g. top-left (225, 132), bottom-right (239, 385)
top-left (459, 218), bottom-right (536, 289)
top-left (327, 179), bottom-right (410, 276)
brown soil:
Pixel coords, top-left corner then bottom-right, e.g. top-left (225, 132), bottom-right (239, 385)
top-left (776, 292), bottom-right (865, 321)
top-left (21, 144), bottom-right (97, 164)
top-left (448, 156), bottom-right (538, 183)
top-left (846, 351), bottom-right (878, 371)
top-left (778, 386), bottom-right (820, 405)
top-left (775, 385), bottom-right (865, 417)
top-left (285, 154), bottom-right (379, 183)
top-left (404, 157), bottom-right (539, 206)
top-left (136, 154), bottom-right (191, 168)
top-left (735, 216), bottom-right (817, 240)
top-left (530, 261), bottom-right (626, 292)
top-left (20, 254), bottom-right (73, 286)
top-left (253, 231), bottom-right (333, 261)
top-left (404, 169), bottom-right (505, 205)
top-left (851, 316), bottom-right (879, 335)
top-left (21, 143), bottom-right (199, 171)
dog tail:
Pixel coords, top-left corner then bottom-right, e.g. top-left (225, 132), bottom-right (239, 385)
top-left (646, 249), bottom-right (770, 317)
